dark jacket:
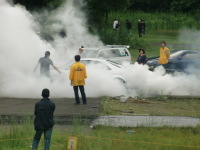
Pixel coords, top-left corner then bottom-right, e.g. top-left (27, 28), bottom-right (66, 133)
top-left (138, 22), bottom-right (143, 32)
top-left (137, 55), bottom-right (148, 64)
top-left (34, 98), bottom-right (55, 130)
top-left (126, 21), bottom-right (132, 30)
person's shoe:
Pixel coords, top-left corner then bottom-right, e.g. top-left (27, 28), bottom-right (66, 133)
top-left (74, 102), bottom-right (80, 105)
top-left (83, 103), bottom-right (87, 105)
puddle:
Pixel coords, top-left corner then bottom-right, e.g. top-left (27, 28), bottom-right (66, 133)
top-left (92, 116), bottom-right (200, 127)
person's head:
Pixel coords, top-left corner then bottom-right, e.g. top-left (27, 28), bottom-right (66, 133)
top-left (42, 88), bottom-right (50, 98)
top-left (139, 49), bottom-right (145, 55)
top-left (45, 51), bottom-right (50, 58)
top-left (79, 46), bottom-right (84, 53)
top-left (161, 41), bottom-right (166, 47)
top-left (75, 55), bottom-right (81, 62)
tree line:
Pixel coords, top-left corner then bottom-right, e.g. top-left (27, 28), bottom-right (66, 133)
top-left (13, 0), bottom-right (200, 27)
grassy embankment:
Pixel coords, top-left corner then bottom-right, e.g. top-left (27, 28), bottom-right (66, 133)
top-left (100, 97), bottom-right (200, 117)
top-left (0, 121), bottom-right (200, 150)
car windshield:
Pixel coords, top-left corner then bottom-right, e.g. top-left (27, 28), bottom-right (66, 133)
top-left (99, 49), bottom-right (129, 58)
top-left (83, 49), bottom-right (98, 58)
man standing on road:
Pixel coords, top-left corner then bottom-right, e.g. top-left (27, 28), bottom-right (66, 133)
top-left (32, 89), bottom-right (55, 150)
top-left (34, 51), bottom-right (61, 78)
top-left (158, 41), bottom-right (170, 67)
top-left (69, 55), bottom-right (87, 105)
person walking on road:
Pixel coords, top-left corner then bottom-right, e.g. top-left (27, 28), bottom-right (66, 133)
top-left (34, 51), bottom-right (61, 78)
top-left (69, 55), bottom-right (87, 105)
top-left (32, 89), bottom-right (55, 150)
top-left (158, 41), bottom-right (170, 67)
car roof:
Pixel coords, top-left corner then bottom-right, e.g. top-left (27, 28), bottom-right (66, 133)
top-left (82, 47), bottom-right (128, 51)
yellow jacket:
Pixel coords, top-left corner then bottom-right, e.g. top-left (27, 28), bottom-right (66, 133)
top-left (69, 62), bottom-right (87, 86)
top-left (158, 47), bottom-right (170, 64)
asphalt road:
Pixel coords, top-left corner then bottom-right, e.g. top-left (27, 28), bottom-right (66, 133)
top-left (0, 98), bottom-right (101, 116)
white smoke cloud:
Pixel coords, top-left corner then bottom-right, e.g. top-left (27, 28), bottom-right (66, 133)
top-left (0, 0), bottom-right (125, 98)
top-left (0, 0), bottom-right (200, 99)
top-left (122, 64), bottom-right (200, 96)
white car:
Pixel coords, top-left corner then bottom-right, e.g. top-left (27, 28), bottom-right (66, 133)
top-left (81, 45), bottom-right (132, 64)
top-left (62, 58), bottom-right (126, 84)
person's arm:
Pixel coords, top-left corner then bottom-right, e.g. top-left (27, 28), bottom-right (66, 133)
top-left (84, 65), bottom-right (87, 79)
top-left (33, 63), bottom-right (39, 72)
top-left (52, 103), bottom-right (56, 113)
top-left (52, 65), bottom-right (61, 74)
top-left (34, 103), bottom-right (37, 116)
top-left (144, 55), bottom-right (148, 64)
top-left (166, 49), bottom-right (170, 59)
top-left (69, 66), bottom-right (74, 86)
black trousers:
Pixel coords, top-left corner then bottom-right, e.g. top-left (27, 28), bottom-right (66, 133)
top-left (73, 86), bottom-right (87, 104)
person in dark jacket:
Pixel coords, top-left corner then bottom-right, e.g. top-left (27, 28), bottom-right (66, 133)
top-left (126, 19), bottom-right (132, 35)
top-left (141, 20), bottom-right (146, 35)
top-left (137, 49), bottom-right (148, 64)
top-left (32, 89), bottom-right (55, 150)
top-left (137, 19), bottom-right (143, 37)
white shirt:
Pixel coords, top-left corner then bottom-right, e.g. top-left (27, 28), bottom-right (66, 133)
top-left (113, 20), bottom-right (118, 29)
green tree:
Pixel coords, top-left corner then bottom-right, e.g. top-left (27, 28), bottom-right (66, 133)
top-left (171, 0), bottom-right (200, 28)
top-left (86, 0), bottom-right (130, 26)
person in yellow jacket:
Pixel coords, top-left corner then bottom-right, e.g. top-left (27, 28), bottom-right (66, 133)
top-left (69, 55), bottom-right (87, 104)
top-left (158, 41), bottom-right (170, 65)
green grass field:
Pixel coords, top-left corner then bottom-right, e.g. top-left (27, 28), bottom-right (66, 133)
top-left (98, 11), bottom-right (200, 60)
top-left (0, 122), bottom-right (200, 150)
top-left (100, 97), bottom-right (200, 117)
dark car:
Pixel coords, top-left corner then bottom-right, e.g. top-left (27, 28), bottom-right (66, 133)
top-left (147, 50), bottom-right (200, 73)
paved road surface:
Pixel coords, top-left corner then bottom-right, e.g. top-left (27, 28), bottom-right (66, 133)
top-left (0, 98), bottom-right (100, 115)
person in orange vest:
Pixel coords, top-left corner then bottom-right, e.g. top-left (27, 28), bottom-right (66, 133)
top-left (158, 41), bottom-right (170, 67)
top-left (69, 55), bottom-right (87, 104)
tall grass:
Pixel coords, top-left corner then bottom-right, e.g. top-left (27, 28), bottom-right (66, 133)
top-left (107, 11), bottom-right (198, 31)
top-left (0, 117), bottom-right (200, 150)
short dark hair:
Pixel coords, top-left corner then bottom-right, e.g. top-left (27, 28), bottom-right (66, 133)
top-left (139, 48), bottom-right (145, 54)
top-left (45, 51), bottom-right (50, 57)
top-left (42, 88), bottom-right (50, 97)
top-left (75, 55), bottom-right (81, 62)
top-left (161, 41), bottom-right (166, 45)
